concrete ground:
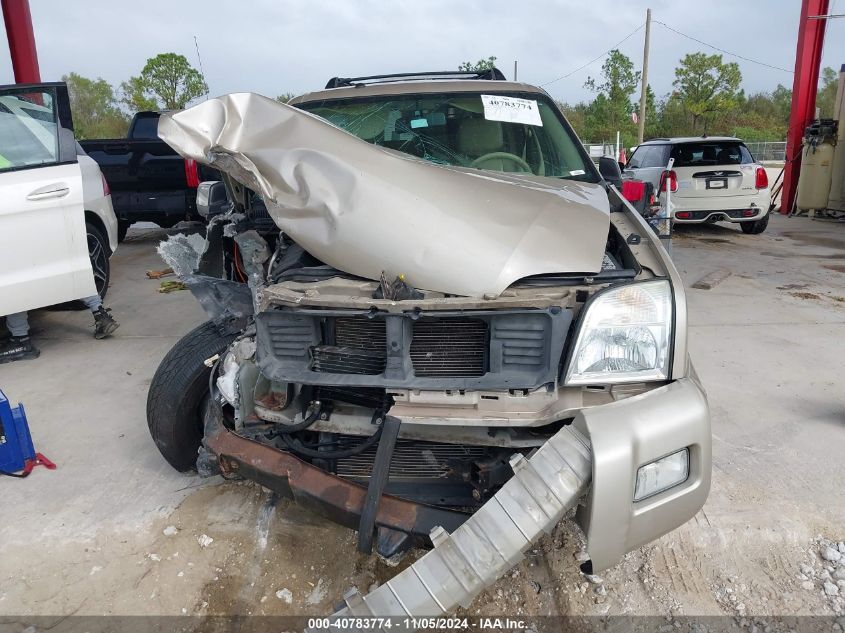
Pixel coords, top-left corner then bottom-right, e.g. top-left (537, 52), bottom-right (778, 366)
top-left (1, 214), bottom-right (843, 619)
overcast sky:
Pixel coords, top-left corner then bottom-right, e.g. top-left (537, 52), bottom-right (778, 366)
top-left (1, 0), bottom-right (844, 105)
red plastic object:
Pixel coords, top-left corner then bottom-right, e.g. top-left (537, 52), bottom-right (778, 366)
top-left (21, 452), bottom-right (56, 476)
top-left (621, 179), bottom-right (646, 202)
top-left (676, 211), bottom-right (691, 219)
top-left (184, 159), bottom-right (200, 188)
top-left (755, 166), bottom-right (769, 190)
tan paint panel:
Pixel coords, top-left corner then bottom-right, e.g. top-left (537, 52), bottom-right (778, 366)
top-left (158, 93), bottom-right (610, 298)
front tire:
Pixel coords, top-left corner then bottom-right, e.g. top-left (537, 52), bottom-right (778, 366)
top-left (740, 212), bottom-right (769, 234)
top-left (146, 321), bottom-right (237, 471)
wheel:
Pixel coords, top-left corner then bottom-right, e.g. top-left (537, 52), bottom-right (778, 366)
top-left (87, 222), bottom-right (111, 300)
top-left (116, 220), bottom-right (131, 243)
top-left (740, 212), bottom-right (769, 234)
top-left (146, 321), bottom-right (237, 471)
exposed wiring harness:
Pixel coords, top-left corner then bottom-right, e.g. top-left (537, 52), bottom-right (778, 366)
top-left (277, 424), bottom-right (384, 460)
top-left (271, 402), bottom-right (324, 434)
top-left (208, 358), bottom-right (387, 460)
top-left (275, 408), bottom-right (385, 459)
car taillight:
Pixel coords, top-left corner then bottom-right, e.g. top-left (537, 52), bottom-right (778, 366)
top-left (185, 159), bottom-right (200, 188)
top-left (676, 211), bottom-right (691, 219)
top-left (100, 173), bottom-right (110, 196)
top-left (659, 170), bottom-right (678, 193)
top-left (755, 166), bottom-right (768, 189)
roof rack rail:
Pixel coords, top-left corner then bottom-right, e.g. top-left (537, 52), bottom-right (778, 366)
top-left (324, 68), bottom-right (507, 89)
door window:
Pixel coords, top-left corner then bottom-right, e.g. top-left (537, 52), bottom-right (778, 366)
top-left (0, 86), bottom-right (75, 172)
top-left (628, 145), bottom-right (668, 169)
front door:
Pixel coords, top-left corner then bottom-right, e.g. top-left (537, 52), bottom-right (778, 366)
top-left (0, 82), bottom-right (96, 315)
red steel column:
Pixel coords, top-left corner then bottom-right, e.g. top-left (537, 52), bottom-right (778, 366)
top-left (1, 0), bottom-right (41, 84)
top-left (781, 0), bottom-right (829, 214)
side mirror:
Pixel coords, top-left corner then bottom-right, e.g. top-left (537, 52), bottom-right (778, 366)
top-left (196, 181), bottom-right (229, 218)
top-left (598, 156), bottom-right (623, 188)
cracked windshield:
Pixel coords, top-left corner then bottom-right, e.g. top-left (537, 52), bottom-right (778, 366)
top-left (300, 92), bottom-right (596, 182)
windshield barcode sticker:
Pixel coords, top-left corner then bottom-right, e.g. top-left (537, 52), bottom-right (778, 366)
top-left (481, 95), bottom-right (543, 126)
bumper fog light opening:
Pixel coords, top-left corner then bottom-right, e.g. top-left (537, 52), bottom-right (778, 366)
top-left (634, 448), bottom-right (690, 502)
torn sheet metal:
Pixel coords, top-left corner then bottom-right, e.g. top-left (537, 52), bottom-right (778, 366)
top-left (155, 233), bottom-right (207, 278)
top-left (158, 93), bottom-right (610, 298)
top-left (157, 232), bottom-right (253, 331)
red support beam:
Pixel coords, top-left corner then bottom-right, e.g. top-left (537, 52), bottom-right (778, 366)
top-left (781, 0), bottom-right (829, 214)
top-left (1, 0), bottom-right (41, 84)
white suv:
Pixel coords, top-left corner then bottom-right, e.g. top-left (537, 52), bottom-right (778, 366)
top-left (0, 82), bottom-right (118, 317)
top-left (624, 137), bottom-right (771, 234)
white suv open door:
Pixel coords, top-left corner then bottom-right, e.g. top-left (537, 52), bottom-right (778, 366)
top-left (0, 82), bottom-right (96, 316)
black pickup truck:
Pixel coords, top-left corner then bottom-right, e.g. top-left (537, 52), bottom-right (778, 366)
top-left (81, 111), bottom-right (216, 241)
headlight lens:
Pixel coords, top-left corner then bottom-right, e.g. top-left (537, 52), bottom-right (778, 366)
top-left (565, 280), bottom-right (672, 384)
top-left (634, 448), bottom-right (689, 501)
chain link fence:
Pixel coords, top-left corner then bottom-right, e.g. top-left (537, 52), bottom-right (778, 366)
top-left (583, 142), bottom-right (616, 159)
top-left (744, 141), bottom-right (786, 162)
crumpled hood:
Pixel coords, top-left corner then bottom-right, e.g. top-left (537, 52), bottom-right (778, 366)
top-left (158, 93), bottom-right (610, 298)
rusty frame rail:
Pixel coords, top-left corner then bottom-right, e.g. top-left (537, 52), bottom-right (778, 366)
top-left (204, 414), bottom-right (470, 556)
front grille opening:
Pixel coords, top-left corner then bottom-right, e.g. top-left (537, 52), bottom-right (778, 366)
top-left (410, 318), bottom-right (488, 378)
top-left (333, 317), bottom-right (387, 349)
top-left (311, 317), bottom-right (387, 375)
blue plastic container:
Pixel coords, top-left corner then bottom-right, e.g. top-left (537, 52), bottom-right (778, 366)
top-left (0, 389), bottom-right (35, 474)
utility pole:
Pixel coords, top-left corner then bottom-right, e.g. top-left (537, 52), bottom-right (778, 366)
top-left (637, 8), bottom-right (652, 144)
top-left (514, 60), bottom-right (518, 81)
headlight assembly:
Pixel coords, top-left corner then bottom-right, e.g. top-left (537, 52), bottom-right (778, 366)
top-left (565, 280), bottom-right (673, 385)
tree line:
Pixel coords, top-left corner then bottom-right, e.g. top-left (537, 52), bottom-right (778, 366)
top-left (555, 50), bottom-right (839, 147)
top-left (464, 53), bottom-right (839, 147)
top-left (63, 52), bottom-right (207, 139)
top-left (64, 50), bottom-right (840, 146)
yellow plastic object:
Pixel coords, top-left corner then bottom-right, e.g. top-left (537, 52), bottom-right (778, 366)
top-left (827, 69), bottom-right (845, 212)
top-left (797, 140), bottom-right (835, 212)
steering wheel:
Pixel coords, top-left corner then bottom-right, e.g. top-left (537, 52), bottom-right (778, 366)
top-left (470, 152), bottom-right (532, 173)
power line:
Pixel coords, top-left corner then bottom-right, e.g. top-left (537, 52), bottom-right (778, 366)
top-left (541, 23), bottom-right (645, 87)
top-left (194, 35), bottom-right (210, 99)
top-left (653, 20), bottom-right (793, 74)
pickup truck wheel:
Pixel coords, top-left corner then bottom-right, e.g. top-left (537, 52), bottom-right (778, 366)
top-left (87, 222), bottom-right (111, 300)
top-left (146, 321), bottom-right (237, 471)
top-left (116, 220), bottom-right (131, 243)
top-left (740, 212), bottom-right (769, 234)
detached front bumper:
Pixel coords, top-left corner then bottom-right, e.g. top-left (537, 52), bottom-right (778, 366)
top-left (576, 376), bottom-right (711, 571)
top-left (203, 411), bottom-right (469, 558)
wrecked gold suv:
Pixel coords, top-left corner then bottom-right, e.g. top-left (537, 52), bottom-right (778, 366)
top-left (147, 69), bottom-right (710, 617)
